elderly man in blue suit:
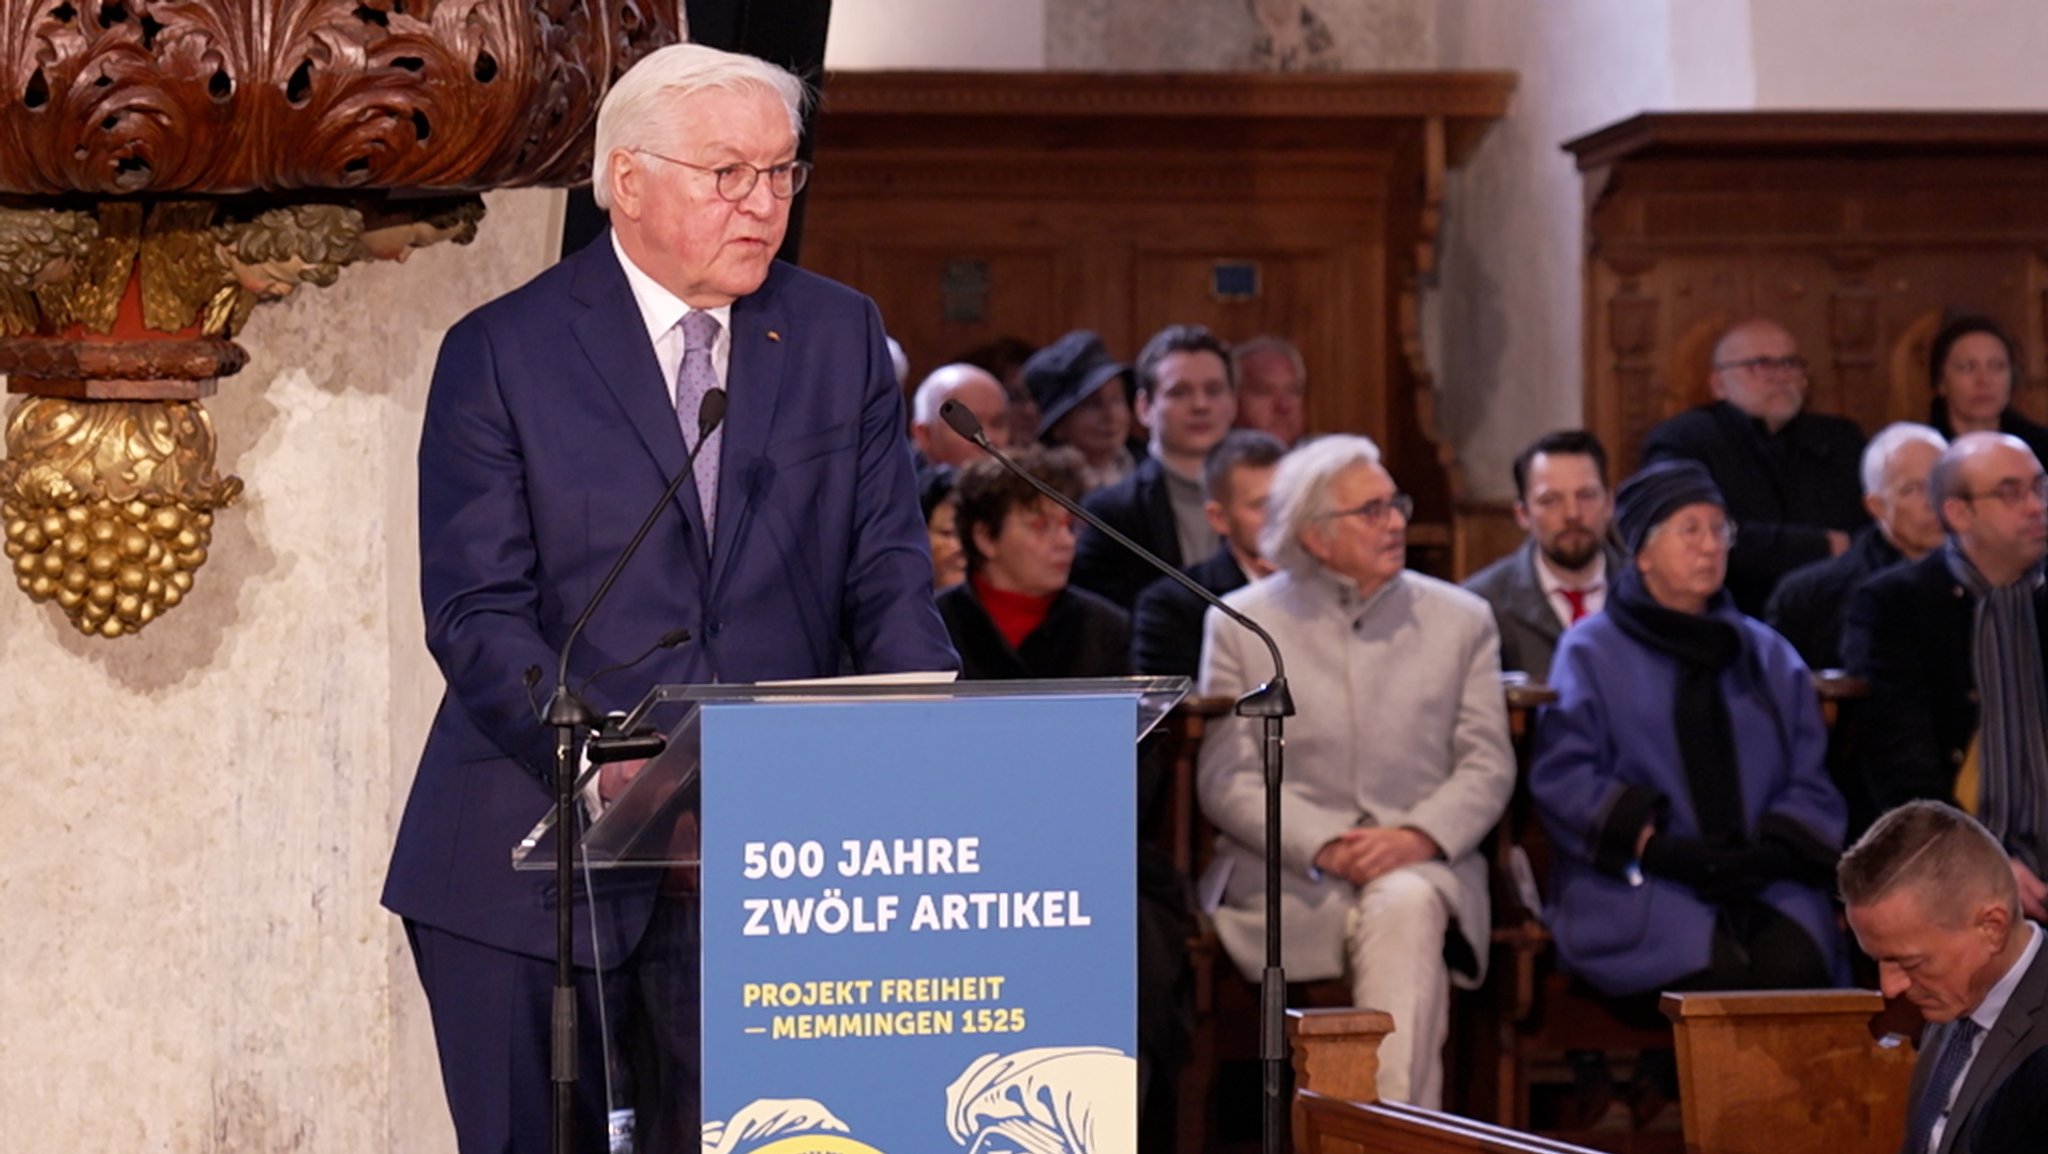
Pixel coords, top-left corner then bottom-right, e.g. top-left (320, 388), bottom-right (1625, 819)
top-left (381, 43), bottom-right (957, 1154)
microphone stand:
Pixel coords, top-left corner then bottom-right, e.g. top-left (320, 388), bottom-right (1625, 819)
top-left (544, 389), bottom-right (726, 1154)
top-left (939, 400), bottom-right (1295, 1154)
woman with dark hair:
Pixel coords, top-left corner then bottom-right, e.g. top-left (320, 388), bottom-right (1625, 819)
top-left (1928, 313), bottom-right (2048, 465)
top-left (919, 465), bottom-right (966, 591)
top-left (937, 445), bottom-right (1130, 679)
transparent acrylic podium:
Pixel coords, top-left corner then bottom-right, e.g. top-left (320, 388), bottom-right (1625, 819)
top-left (507, 676), bottom-right (1187, 1153)
top-left (510, 677), bottom-right (1189, 873)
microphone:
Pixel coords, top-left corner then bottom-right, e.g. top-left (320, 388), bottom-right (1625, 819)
top-left (547, 387), bottom-right (727, 732)
top-left (939, 398), bottom-right (1291, 715)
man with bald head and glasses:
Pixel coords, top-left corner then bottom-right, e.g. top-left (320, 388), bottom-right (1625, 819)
top-left (1642, 318), bottom-right (1867, 613)
top-left (384, 42), bottom-right (956, 1154)
top-left (1196, 435), bottom-right (1513, 1108)
top-left (1845, 432), bottom-right (2048, 920)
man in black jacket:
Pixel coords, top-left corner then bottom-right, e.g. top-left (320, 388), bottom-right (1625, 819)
top-left (1071, 324), bottom-right (1238, 608)
top-left (1131, 429), bottom-right (1286, 677)
top-left (1642, 318), bottom-right (1866, 613)
top-left (1844, 432), bottom-right (2048, 915)
top-left (1766, 422), bottom-right (1947, 670)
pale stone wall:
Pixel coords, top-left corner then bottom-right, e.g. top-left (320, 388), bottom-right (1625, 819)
top-left (0, 188), bottom-right (563, 1154)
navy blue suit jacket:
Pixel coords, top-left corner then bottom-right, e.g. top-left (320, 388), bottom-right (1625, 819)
top-left (383, 236), bottom-right (957, 963)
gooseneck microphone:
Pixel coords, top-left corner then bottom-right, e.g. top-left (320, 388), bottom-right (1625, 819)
top-left (544, 385), bottom-right (725, 1154)
top-left (940, 396), bottom-right (1296, 1154)
top-left (939, 397), bottom-right (1290, 696)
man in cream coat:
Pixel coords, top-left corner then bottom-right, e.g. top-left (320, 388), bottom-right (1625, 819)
top-left (1197, 434), bottom-right (1515, 1108)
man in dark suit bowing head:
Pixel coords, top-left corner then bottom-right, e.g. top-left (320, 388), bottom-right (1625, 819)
top-left (1842, 802), bottom-right (2048, 1154)
top-left (382, 43), bottom-right (957, 1154)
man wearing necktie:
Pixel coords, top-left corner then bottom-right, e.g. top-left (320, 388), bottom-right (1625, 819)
top-left (383, 43), bottom-right (958, 1154)
top-left (1463, 430), bottom-right (1623, 680)
top-left (1842, 801), bottom-right (2048, 1154)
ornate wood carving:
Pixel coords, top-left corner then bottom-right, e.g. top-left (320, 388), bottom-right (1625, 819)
top-left (0, 0), bottom-right (687, 637)
top-left (1571, 112), bottom-right (2048, 468)
top-left (0, 0), bottom-right (680, 195)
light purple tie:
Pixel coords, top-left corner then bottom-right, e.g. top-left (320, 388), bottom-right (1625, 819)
top-left (676, 310), bottom-right (722, 547)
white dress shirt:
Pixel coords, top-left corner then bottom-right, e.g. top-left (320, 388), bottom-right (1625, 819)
top-left (612, 232), bottom-right (732, 403)
top-left (1534, 550), bottom-right (1607, 630)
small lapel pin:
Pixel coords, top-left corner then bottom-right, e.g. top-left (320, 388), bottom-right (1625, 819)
top-left (766, 330), bottom-right (782, 342)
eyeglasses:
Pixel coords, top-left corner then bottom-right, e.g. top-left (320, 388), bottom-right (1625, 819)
top-left (1960, 475), bottom-right (2048, 507)
top-left (1712, 355), bottom-right (1808, 376)
top-left (1656, 518), bottom-right (1738, 549)
top-left (633, 150), bottom-right (812, 201)
top-left (1322, 492), bottom-right (1414, 527)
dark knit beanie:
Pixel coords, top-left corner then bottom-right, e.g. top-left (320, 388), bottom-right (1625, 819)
top-left (1613, 459), bottom-right (1726, 554)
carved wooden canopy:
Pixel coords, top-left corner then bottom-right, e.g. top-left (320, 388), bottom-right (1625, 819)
top-left (0, 0), bottom-right (680, 196)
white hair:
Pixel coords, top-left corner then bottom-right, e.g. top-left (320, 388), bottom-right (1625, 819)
top-left (590, 43), bottom-right (810, 210)
top-left (1260, 434), bottom-right (1382, 576)
top-left (912, 364), bottom-right (1003, 425)
top-left (1860, 421), bottom-right (1948, 496)
top-left (1232, 334), bottom-right (1307, 384)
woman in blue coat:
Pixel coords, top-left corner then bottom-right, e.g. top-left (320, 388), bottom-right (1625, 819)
top-left (1531, 460), bottom-right (1849, 1002)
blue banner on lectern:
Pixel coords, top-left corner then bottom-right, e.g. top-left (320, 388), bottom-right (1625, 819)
top-left (701, 693), bottom-right (1137, 1154)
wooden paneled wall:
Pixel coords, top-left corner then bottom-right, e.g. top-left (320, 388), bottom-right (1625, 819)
top-left (803, 70), bottom-right (1512, 573)
top-left (1569, 112), bottom-right (2048, 473)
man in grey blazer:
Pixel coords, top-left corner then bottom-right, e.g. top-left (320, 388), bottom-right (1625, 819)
top-left (1463, 430), bottom-right (1622, 679)
top-left (1842, 801), bottom-right (2048, 1154)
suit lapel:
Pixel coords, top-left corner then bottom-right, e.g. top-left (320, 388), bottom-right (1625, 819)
top-left (1504, 542), bottom-right (1565, 642)
top-left (1935, 933), bottom-right (2048, 1154)
top-left (566, 238), bottom-right (712, 568)
top-left (710, 270), bottom-right (792, 592)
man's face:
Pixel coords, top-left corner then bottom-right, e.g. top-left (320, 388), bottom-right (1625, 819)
top-left (1235, 348), bottom-right (1305, 445)
top-left (607, 85), bottom-right (794, 308)
top-left (975, 497), bottom-right (1077, 598)
top-left (1847, 885), bottom-right (2010, 1023)
top-left (1948, 440), bottom-right (2048, 576)
top-left (1205, 463), bottom-right (1276, 575)
top-left (1516, 452), bottom-right (1610, 572)
top-left (914, 371), bottom-right (1011, 466)
top-left (1868, 439), bottom-right (1945, 559)
top-left (1137, 350), bottom-right (1235, 462)
top-left (1711, 322), bottom-right (1807, 433)
top-left (1301, 461), bottom-right (1406, 593)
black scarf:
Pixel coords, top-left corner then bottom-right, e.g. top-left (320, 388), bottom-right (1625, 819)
top-left (1604, 566), bottom-right (1747, 845)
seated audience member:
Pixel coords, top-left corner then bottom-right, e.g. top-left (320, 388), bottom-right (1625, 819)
top-left (1642, 317), bottom-right (1866, 613)
top-left (957, 335), bottom-right (1041, 454)
top-left (1231, 334), bottom-right (1308, 446)
top-left (1843, 433), bottom-right (2048, 913)
top-left (1532, 460), bottom-right (1849, 1004)
top-left (1073, 324), bottom-right (1238, 609)
top-left (921, 466), bottom-right (966, 591)
top-left (1928, 313), bottom-right (2048, 467)
top-left (1024, 331), bottom-right (1137, 492)
top-left (910, 363), bottom-right (1012, 469)
top-left (1462, 430), bottom-right (1621, 680)
top-left (1840, 801), bottom-right (2048, 1154)
top-left (1197, 434), bottom-right (1514, 1108)
top-left (1130, 429), bottom-right (1285, 678)
top-left (1766, 423), bottom-right (1947, 671)
top-left (937, 446), bottom-right (1130, 680)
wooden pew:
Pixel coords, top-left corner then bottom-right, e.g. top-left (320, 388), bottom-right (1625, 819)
top-left (1291, 1008), bottom-right (1611, 1154)
top-left (1660, 990), bottom-right (1916, 1154)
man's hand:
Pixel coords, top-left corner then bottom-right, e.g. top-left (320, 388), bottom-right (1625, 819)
top-left (1826, 529), bottom-right (1851, 557)
top-left (597, 757), bottom-right (649, 805)
top-left (1314, 827), bottom-right (1440, 887)
top-left (2011, 858), bottom-right (2048, 921)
